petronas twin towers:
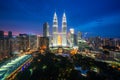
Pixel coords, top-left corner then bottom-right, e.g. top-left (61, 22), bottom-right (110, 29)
top-left (52, 12), bottom-right (67, 46)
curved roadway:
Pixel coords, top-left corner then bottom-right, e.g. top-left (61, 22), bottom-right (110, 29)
top-left (0, 54), bottom-right (32, 80)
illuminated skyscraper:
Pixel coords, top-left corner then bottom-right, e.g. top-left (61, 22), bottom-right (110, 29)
top-left (52, 12), bottom-right (58, 46)
top-left (77, 31), bottom-right (82, 43)
top-left (62, 12), bottom-right (67, 46)
top-left (29, 34), bottom-right (37, 50)
top-left (69, 28), bottom-right (74, 47)
top-left (78, 31), bottom-right (82, 40)
top-left (52, 12), bottom-right (67, 47)
top-left (19, 34), bottom-right (29, 52)
top-left (43, 22), bottom-right (49, 37)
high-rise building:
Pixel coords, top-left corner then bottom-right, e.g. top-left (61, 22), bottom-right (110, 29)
top-left (62, 12), bottom-right (67, 46)
top-left (18, 34), bottom-right (29, 52)
top-left (77, 31), bottom-right (82, 44)
top-left (8, 31), bottom-right (12, 38)
top-left (52, 12), bottom-right (58, 46)
top-left (0, 31), bottom-right (4, 59)
top-left (74, 34), bottom-right (77, 46)
top-left (38, 37), bottom-right (49, 50)
top-left (78, 31), bottom-right (82, 40)
top-left (29, 34), bottom-right (37, 50)
top-left (0, 30), bottom-right (4, 38)
top-left (52, 12), bottom-right (67, 47)
top-left (12, 36), bottom-right (20, 53)
top-left (43, 22), bottom-right (49, 37)
top-left (0, 30), bottom-right (13, 59)
top-left (69, 28), bottom-right (74, 47)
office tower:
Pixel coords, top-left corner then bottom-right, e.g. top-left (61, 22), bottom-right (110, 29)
top-left (48, 35), bottom-right (53, 47)
top-left (0, 30), bottom-right (4, 38)
top-left (78, 31), bottom-right (82, 40)
top-left (62, 12), bottom-right (67, 46)
top-left (8, 31), bottom-right (13, 56)
top-left (74, 34), bottom-right (77, 46)
top-left (52, 12), bottom-right (58, 46)
top-left (12, 36), bottom-right (20, 53)
top-left (29, 34), bottom-right (37, 50)
top-left (0, 30), bottom-right (4, 59)
top-left (8, 31), bottom-right (12, 38)
top-left (19, 34), bottom-right (29, 52)
top-left (43, 22), bottom-right (49, 37)
top-left (52, 12), bottom-right (68, 47)
top-left (77, 31), bottom-right (82, 44)
top-left (38, 37), bottom-right (49, 50)
top-left (69, 28), bottom-right (74, 47)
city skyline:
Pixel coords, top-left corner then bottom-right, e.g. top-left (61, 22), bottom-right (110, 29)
top-left (0, 0), bottom-right (120, 37)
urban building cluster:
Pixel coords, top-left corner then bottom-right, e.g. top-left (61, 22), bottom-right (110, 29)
top-left (0, 31), bottom-right (12, 60)
top-left (1, 12), bottom-right (120, 61)
top-left (87, 37), bottom-right (120, 60)
top-left (42, 12), bottom-right (120, 60)
top-left (87, 37), bottom-right (120, 50)
top-left (0, 31), bottom-right (49, 60)
top-left (0, 13), bottom-right (120, 80)
top-left (0, 12), bottom-right (83, 60)
top-left (43, 12), bottom-right (83, 47)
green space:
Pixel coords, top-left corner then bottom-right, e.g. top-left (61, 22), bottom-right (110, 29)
top-left (15, 52), bottom-right (120, 80)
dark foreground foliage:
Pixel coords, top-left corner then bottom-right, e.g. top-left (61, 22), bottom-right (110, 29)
top-left (15, 52), bottom-right (120, 80)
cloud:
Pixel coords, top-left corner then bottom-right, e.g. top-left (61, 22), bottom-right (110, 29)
top-left (76, 13), bottom-right (120, 31)
top-left (74, 13), bottom-right (120, 37)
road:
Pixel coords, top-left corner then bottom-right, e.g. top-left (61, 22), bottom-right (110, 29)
top-left (0, 54), bottom-right (32, 80)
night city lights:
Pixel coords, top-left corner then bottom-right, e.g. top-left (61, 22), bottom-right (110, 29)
top-left (0, 0), bottom-right (120, 80)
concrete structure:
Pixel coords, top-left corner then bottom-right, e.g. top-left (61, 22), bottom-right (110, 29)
top-left (69, 28), bottom-right (74, 47)
top-left (0, 55), bottom-right (32, 80)
top-left (52, 12), bottom-right (58, 46)
top-left (0, 30), bottom-right (4, 38)
top-left (29, 34), bottom-right (37, 50)
top-left (8, 31), bottom-right (12, 38)
top-left (0, 31), bottom-right (13, 59)
top-left (62, 12), bottom-right (67, 46)
top-left (77, 31), bottom-right (82, 42)
top-left (38, 37), bottom-right (49, 50)
top-left (43, 22), bottom-right (49, 37)
top-left (18, 34), bottom-right (29, 52)
top-left (52, 12), bottom-right (67, 47)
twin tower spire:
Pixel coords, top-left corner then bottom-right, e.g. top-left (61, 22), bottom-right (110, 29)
top-left (52, 12), bottom-right (67, 46)
top-left (53, 12), bottom-right (67, 33)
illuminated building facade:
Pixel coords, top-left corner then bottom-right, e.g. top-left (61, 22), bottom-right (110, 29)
top-left (18, 34), bottom-right (29, 52)
top-left (0, 31), bottom-right (13, 59)
top-left (69, 28), bottom-right (74, 47)
top-left (77, 31), bottom-right (82, 41)
top-left (52, 12), bottom-right (67, 47)
top-left (62, 12), bottom-right (67, 46)
top-left (38, 37), bottom-right (49, 50)
top-left (29, 34), bottom-right (37, 50)
top-left (52, 12), bottom-right (58, 46)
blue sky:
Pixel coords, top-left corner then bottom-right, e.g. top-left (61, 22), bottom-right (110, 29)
top-left (0, 0), bottom-right (120, 37)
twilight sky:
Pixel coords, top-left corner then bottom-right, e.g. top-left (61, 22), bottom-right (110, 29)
top-left (0, 0), bottom-right (120, 37)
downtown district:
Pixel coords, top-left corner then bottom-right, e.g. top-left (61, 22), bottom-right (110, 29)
top-left (0, 12), bottom-right (120, 80)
